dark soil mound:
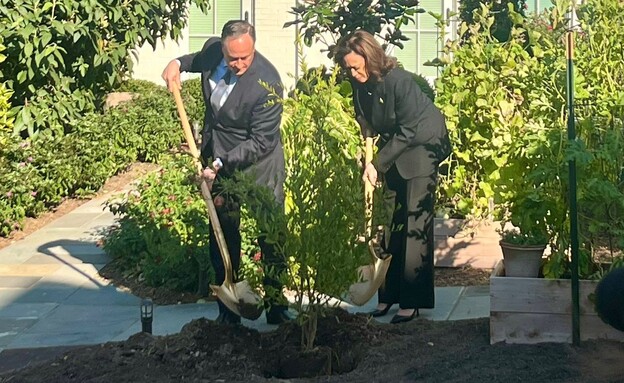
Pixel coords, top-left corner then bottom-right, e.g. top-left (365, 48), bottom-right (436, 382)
top-left (2, 312), bottom-right (624, 383)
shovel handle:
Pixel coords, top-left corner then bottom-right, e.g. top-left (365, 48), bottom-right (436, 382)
top-left (172, 87), bottom-right (235, 285)
top-left (364, 136), bottom-right (374, 237)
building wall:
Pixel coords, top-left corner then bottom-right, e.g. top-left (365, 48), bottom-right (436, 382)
top-left (130, 0), bottom-right (333, 91)
top-left (129, 0), bottom-right (460, 89)
top-left (253, 0), bottom-right (298, 90)
top-left (131, 31), bottom-right (190, 87)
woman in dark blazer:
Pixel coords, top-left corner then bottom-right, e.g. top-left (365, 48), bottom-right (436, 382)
top-left (335, 30), bottom-right (451, 323)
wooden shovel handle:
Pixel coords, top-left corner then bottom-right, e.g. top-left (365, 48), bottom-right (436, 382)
top-left (364, 136), bottom-right (374, 237)
top-left (172, 87), bottom-right (234, 284)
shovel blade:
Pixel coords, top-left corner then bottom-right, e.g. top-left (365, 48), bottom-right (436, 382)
top-left (348, 247), bottom-right (392, 306)
top-left (210, 280), bottom-right (264, 320)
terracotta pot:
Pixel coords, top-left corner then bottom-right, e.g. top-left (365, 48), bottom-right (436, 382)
top-left (499, 241), bottom-right (546, 277)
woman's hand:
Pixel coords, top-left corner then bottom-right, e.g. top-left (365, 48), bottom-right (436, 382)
top-left (363, 162), bottom-right (378, 186)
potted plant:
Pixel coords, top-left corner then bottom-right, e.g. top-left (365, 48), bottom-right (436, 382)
top-left (498, 225), bottom-right (547, 278)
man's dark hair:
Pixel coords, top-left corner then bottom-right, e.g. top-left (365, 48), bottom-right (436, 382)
top-left (221, 20), bottom-right (256, 42)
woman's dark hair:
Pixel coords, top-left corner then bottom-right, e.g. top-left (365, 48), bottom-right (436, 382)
top-left (334, 30), bottom-right (397, 83)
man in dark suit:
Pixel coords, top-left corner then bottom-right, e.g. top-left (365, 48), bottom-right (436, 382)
top-left (162, 20), bottom-right (290, 325)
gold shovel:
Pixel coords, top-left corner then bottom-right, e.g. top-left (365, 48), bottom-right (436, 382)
top-left (348, 136), bottom-right (392, 306)
top-left (172, 87), bottom-right (263, 320)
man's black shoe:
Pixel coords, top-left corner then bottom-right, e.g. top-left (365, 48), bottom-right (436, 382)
top-left (266, 309), bottom-right (293, 325)
top-left (216, 311), bottom-right (241, 325)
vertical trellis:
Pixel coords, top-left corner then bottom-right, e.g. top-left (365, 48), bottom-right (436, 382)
top-left (565, 2), bottom-right (581, 346)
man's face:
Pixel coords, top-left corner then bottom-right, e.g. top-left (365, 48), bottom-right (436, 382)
top-left (222, 33), bottom-right (255, 76)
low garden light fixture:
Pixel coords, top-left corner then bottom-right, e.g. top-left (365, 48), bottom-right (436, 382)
top-left (141, 298), bottom-right (153, 334)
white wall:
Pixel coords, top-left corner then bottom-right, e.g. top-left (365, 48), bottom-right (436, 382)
top-left (253, 0), bottom-right (298, 90)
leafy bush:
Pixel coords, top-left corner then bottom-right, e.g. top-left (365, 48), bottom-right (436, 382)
top-left (115, 78), bottom-right (205, 139)
top-left (436, 0), bottom-right (624, 279)
top-left (285, 0), bottom-right (423, 57)
top-left (0, 0), bottom-right (209, 136)
top-left (104, 154), bottom-right (212, 292)
top-left (219, 66), bottom-right (369, 350)
top-left (0, 41), bottom-right (14, 141)
top-left (435, 4), bottom-right (559, 220)
top-left (0, 78), bottom-right (201, 237)
top-left (459, 0), bottom-right (528, 42)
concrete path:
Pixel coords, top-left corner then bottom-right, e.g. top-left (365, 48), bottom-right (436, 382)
top-left (0, 188), bottom-right (497, 353)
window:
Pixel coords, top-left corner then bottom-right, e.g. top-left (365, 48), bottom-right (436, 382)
top-left (392, 0), bottom-right (443, 78)
top-left (524, 0), bottom-right (550, 14)
top-left (188, 0), bottom-right (242, 52)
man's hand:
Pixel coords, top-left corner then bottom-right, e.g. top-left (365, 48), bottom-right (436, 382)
top-left (201, 159), bottom-right (222, 182)
top-left (363, 162), bottom-right (378, 186)
top-left (162, 60), bottom-right (182, 92)
top-left (202, 166), bottom-right (218, 182)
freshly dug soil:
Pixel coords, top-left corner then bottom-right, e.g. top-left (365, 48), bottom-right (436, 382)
top-left (1, 308), bottom-right (623, 383)
top-left (7, 163), bottom-right (621, 383)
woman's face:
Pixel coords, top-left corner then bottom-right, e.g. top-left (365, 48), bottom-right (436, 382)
top-left (343, 52), bottom-right (369, 83)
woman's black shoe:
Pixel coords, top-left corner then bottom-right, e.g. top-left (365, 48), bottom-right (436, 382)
top-left (367, 304), bottom-right (393, 318)
top-left (390, 309), bottom-right (419, 324)
top-left (266, 309), bottom-right (293, 325)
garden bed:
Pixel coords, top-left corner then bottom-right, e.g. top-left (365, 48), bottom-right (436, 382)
top-left (490, 260), bottom-right (624, 344)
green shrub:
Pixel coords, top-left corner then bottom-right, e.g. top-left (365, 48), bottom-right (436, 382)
top-left (436, 0), bottom-right (624, 279)
top-left (219, 65), bottom-right (369, 350)
top-left (285, 0), bottom-right (422, 57)
top-left (0, 78), bottom-right (201, 237)
top-left (435, 4), bottom-right (558, 219)
top-left (104, 154), bottom-right (212, 292)
top-left (0, 0), bottom-right (209, 136)
top-left (459, 0), bottom-right (527, 42)
top-left (0, 43), bottom-right (13, 138)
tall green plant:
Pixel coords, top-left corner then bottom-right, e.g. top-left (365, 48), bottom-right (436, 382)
top-left (459, 0), bottom-right (528, 42)
top-left (435, 4), bottom-right (563, 219)
top-left (0, 40), bottom-right (14, 144)
top-left (221, 66), bottom-right (368, 350)
top-left (537, 0), bottom-right (624, 278)
top-left (0, 0), bottom-right (209, 136)
top-left (437, 0), bottom-right (624, 279)
top-left (285, 0), bottom-right (422, 57)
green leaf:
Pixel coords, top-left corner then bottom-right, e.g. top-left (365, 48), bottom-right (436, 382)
top-left (24, 42), bottom-right (33, 57)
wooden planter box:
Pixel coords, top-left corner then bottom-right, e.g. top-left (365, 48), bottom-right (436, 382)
top-left (490, 260), bottom-right (624, 344)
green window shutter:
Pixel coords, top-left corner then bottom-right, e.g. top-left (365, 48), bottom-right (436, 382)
top-left (215, 1), bottom-right (241, 30)
top-left (189, 4), bottom-right (215, 52)
top-left (394, 0), bottom-right (441, 77)
top-left (394, 32), bottom-right (418, 73)
top-left (418, 0), bottom-right (440, 30)
top-left (419, 32), bottom-right (438, 77)
top-left (189, 0), bottom-right (241, 53)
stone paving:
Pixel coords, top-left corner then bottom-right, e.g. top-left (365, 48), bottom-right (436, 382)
top-left (0, 189), bottom-right (499, 352)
